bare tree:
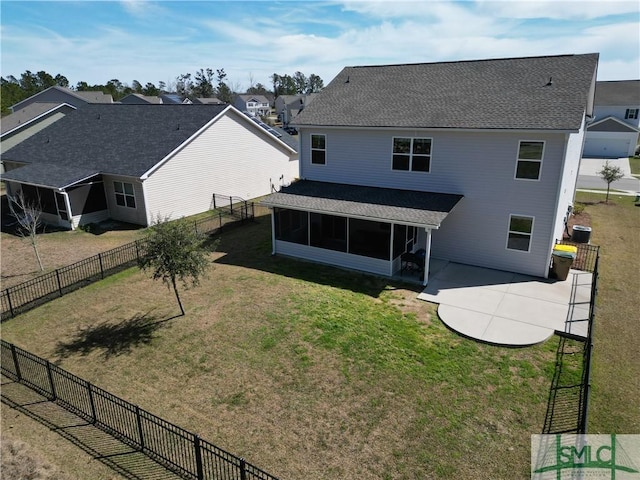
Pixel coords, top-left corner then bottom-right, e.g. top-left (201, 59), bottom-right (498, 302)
top-left (597, 160), bottom-right (624, 203)
top-left (9, 190), bottom-right (45, 271)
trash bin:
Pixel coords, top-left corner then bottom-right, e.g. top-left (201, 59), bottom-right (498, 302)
top-left (551, 246), bottom-right (577, 281)
top-left (571, 225), bottom-right (591, 243)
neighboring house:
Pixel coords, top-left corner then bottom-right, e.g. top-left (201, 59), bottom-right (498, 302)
top-left (583, 80), bottom-right (640, 158)
top-left (1, 102), bottom-right (76, 155)
top-left (193, 97), bottom-right (227, 105)
top-left (1, 104), bottom-right (298, 230)
top-left (160, 93), bottom-right (192, 104)
top-left (261, 53), bottom-right (598, 283)
top-left (234, 95), bottom-right (270, 117)
top-left (120, 93), bottom-right (163, 104)
top-left (9, 86), bottom-right (113, 113)
top-left (274, 93), bottom-right (318, 126)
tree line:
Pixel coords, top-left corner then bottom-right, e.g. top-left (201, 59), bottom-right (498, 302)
top-left (1, 68), bottom-right (324, 116)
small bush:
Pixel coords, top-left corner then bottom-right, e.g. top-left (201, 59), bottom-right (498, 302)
top-left (1, 435), bottom-right (70, 480)
top-left (572, 203), bottom-right (585, 215)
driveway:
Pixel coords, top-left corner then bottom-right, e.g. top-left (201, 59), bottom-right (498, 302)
top-left (577, 157), bottom-right (640, 193)
top-left (418, 262), bottom-right (592, 346)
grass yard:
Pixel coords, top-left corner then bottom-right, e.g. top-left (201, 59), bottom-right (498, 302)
top-left (573, 191), bottom-right (640, 435)
top-left (1, 192), bottom-right (638, 479)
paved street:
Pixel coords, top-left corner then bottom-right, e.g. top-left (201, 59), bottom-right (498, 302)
top-left (577, 157), bottom-right (639, 193)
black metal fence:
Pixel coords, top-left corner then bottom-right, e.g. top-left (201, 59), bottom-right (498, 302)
top-left (212, 194), bottom-right (255, 221)
top-left (544, 241), bottom-right (600, 434)
top-left (1, 207), bottom-right (258, 320)
top-left (1, 340), bottom-right (279, 480)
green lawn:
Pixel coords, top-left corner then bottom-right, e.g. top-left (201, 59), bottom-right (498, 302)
top-left (1, 192), bottom-right (638, 479)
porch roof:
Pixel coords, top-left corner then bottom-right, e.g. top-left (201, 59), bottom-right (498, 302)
top-left (261, 180), bottom-right (463, 228)
top-left (1, 163), bottom-right (99, 189)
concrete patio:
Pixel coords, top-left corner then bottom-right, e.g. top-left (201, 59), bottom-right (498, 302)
top-left (417, 261), bottom-right (593, 346)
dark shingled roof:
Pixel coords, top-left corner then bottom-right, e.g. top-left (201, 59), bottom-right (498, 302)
top-left (594, 80), bottom-right (640, 106)
top-left (261, 180), bottom-right (463, 227)
top-left (2, 104), bottom-right (228, 183)
top-left (293, 53), bottom-right (598, 131)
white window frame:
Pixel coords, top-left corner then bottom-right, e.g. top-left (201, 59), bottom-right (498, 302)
top-left (625, 108), bottom-right (639, 120)
top-left (310, 134), bottom-right (326, 166)
top-left (113, 181), bottom-right (136, 209)
top-left (391, 137), bottom-right (432, 173)
top-left (506, 214), bottom-right (534, 252)
top-left (514, 140), bottom-right (545, 181)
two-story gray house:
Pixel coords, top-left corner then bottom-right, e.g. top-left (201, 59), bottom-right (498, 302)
top-left (583, 80), bottom-right (640, 158)
top-left (261, 53), bottom-right (599, 283)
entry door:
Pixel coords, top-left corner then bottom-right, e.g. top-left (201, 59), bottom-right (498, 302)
top-left (55, 192), bottom-right (68, 221)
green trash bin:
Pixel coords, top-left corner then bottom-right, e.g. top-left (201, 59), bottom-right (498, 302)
top-left (551, 250), bottom-right (576, 281)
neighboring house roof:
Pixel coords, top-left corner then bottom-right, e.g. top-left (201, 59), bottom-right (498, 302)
top-left (193, 97), bottom-right (226, 105)
top-left (1, 102), bottom-right (75, 136)
top-left (262, 180), bottom-right (463, 228)
top-left (2, 104), bottom-right (296, 189)
top-left (594, 80), bottom-right (640, 106)
top-left (120, 93), bottom-right (163, 104)
top-left (160, 93), bottom-right (187, 104)
top-left (237, 94), bottom-right (270, 104)
top-left (10, 86), bottom-right (113, 111)
top-left (293, 53), bottom-right (598, 131)
top-left (587, 116), bottom-right (640, 133)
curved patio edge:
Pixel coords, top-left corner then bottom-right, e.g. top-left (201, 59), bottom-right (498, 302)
top-left (438, 304), bottom-right (556, 347)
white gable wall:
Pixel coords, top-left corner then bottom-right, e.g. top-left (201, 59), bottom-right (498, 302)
top-left (299, 127), bottom-right (571, 277)
top-left (593, 105), bottom-right (640, 128)
top-left (143, 110), bottom-right (297, 223)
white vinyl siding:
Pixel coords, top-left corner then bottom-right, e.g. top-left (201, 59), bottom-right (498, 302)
top-left (299, 128), bottom-right (568, 277)
top-left (143, 110), bottom-right (297, 224)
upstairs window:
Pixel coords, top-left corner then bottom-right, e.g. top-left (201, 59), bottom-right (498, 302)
top-left (392, 137), bottom-right (432, 172)
top-left (114, 181), bottom-right (136, 208)
top-left (311, 134), bottom-right (326, 165)
top-left (507, 215), bottom-right (534, 252)
top-left (625, 108), bottom-right (639, 120)
top-left (515, 141), bottom-right (544, 180)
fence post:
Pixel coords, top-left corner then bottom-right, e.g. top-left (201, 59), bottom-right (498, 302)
top-left (213, 194), bottom-right (217, 210)
top-left (55, 270), bottom-right (63, 297)
top-left (135, 405), bottom-right (145, 450)
top-left (194, 221), bottom-right (198, 235)
top-left (10, 343), bottom-right (22, 381)
top-left (98, 253), bottom-right (104, 279)
top-left (87, 381), bottom-right (97, 424)
top-left (46, 361), bottom-right (57, 401)
top-left (5, 289), bottom-right (15, 318)
top-left (239, 458), bottom-right (247, 480)
top-left (194, 434), bottom-right (204, 480)
top-left (229, 196), bottom-right (233, 214)
top-left (135, 240), bottom-right (140, 261)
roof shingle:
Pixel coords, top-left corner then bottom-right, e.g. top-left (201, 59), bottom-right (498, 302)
top-left (293, 53), bottom-right (598, 131)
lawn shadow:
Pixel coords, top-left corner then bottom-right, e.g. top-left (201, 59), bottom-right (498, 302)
top-left (54, 312), bottom-right (177, 361)
top-left (208, 217), bottom-right (421, 298)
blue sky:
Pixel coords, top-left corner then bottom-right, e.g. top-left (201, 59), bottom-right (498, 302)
top-left (1, 0), bottom-right (638, 91)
